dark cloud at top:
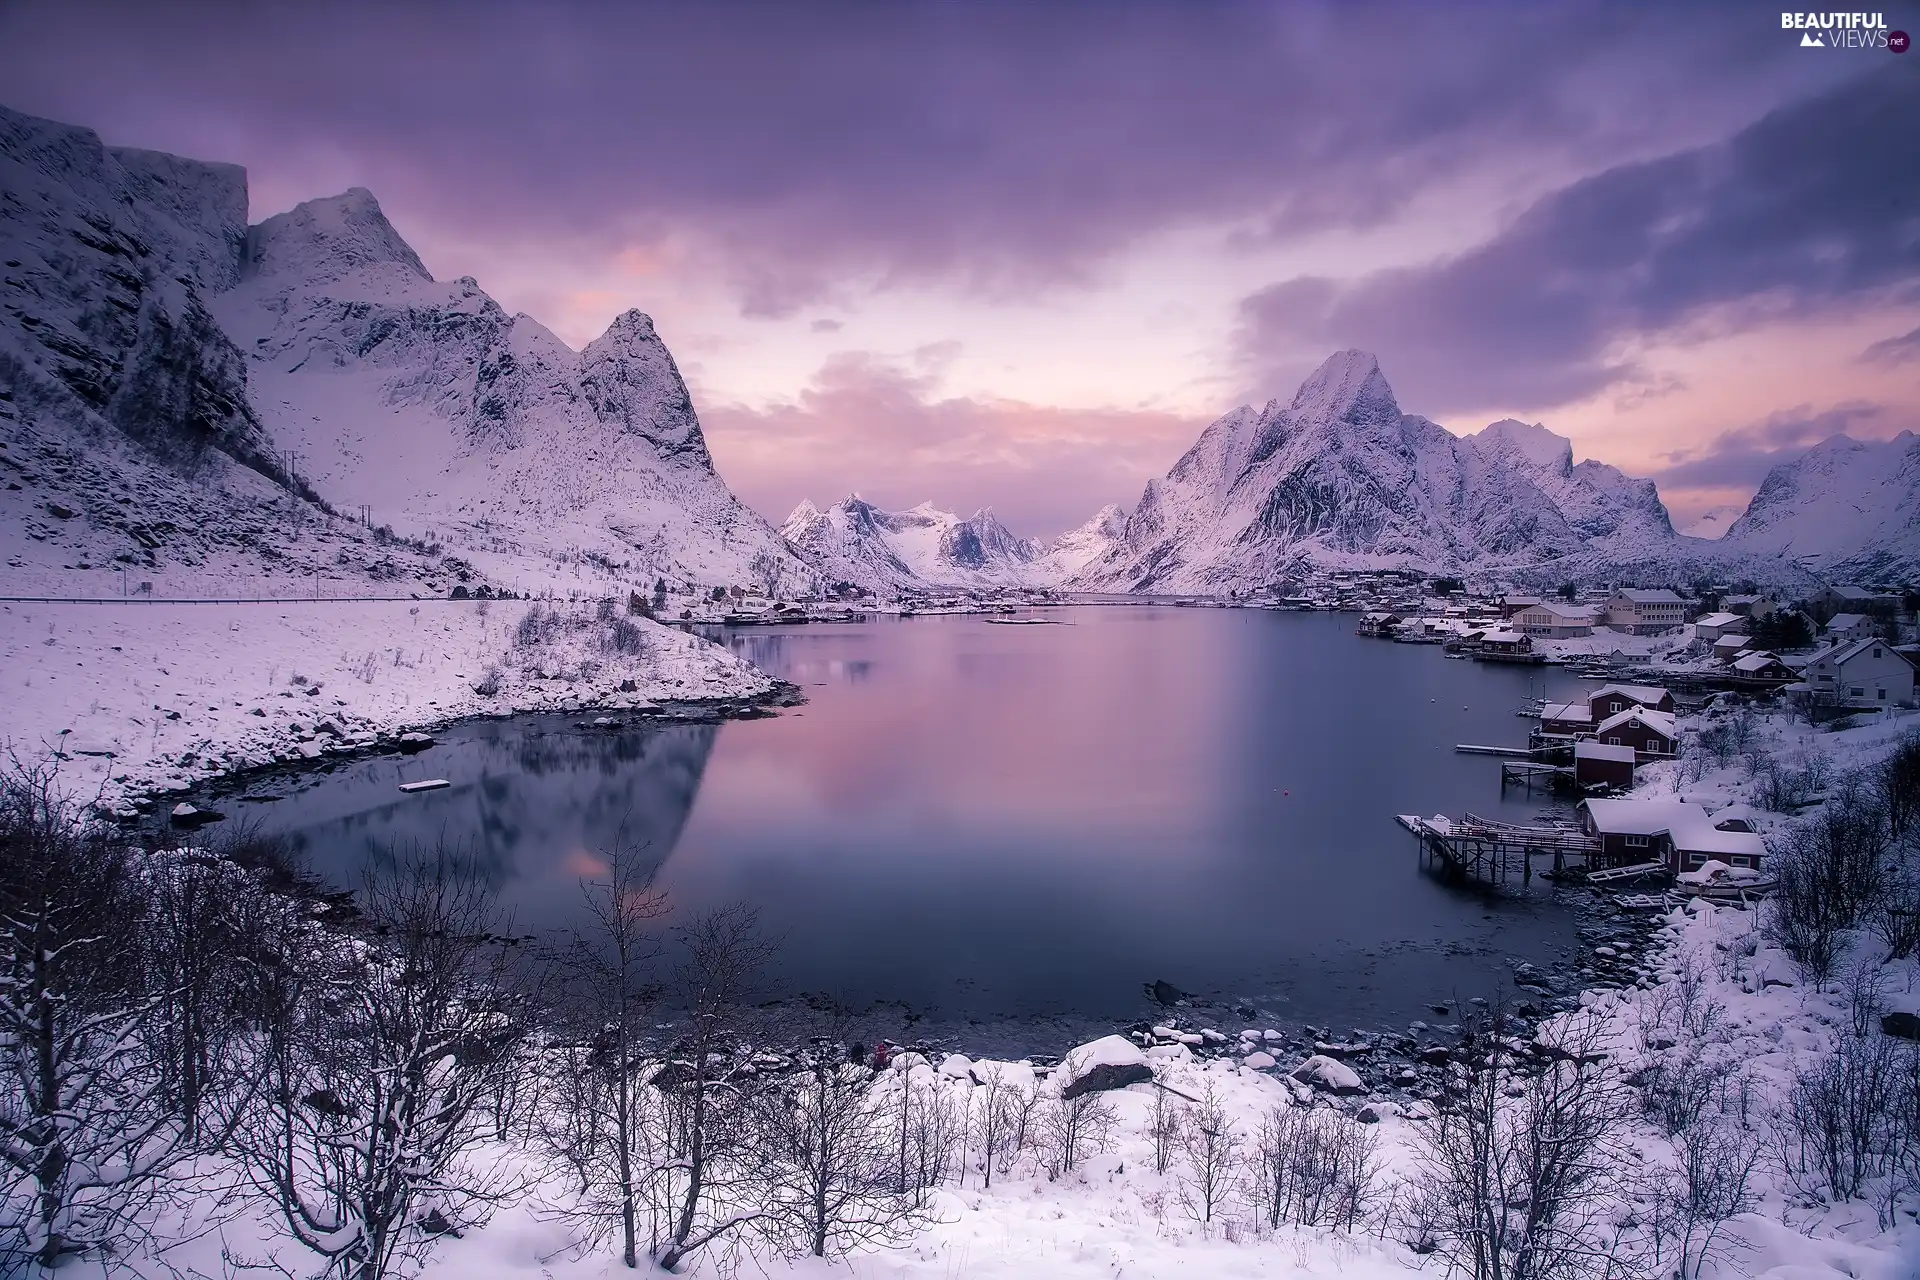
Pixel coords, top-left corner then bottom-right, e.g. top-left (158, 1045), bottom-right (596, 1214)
top-left (0, 0), bottom-right (1851, 316)
top-left (1236, 64), bottom-right (1920, 415)
top-left (1652, 401), bottom-right (1886, 491)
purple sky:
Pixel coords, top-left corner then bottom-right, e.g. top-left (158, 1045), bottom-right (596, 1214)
top-left (3, 1), bottom-right (1915, 535)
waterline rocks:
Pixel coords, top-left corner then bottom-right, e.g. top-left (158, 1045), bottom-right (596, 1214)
top-left (1057, 1035), bottom-right (1153, 1098)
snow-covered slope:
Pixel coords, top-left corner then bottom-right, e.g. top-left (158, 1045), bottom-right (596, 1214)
top-left (211, 187), bottom-right (813, 594)
top-left (781, 497), bottom-right (1053, 591)
top-left (1719, 432), bottom-right (1920, 579)
top-left (1032, 504), bottom-right (1128, 583)
top-left (1683, 505), bottom-right (1744, 540)
top-left (1070, 352), bottom-right (1683, 591)
top-left (0, 105), bottom-right (472, 595)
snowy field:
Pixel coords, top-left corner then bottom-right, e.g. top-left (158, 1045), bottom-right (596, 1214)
top-left (0, 598), bottom-right (772, 806)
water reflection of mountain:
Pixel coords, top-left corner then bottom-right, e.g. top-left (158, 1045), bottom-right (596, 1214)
top-left (269, 720), bottom-right (717, 925)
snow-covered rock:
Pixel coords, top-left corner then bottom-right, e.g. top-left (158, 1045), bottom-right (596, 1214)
top-left (937, 1053), bottom-right (976, 1080)
top-left (1242, 1050), bottom-right (1276, 1070)
top-left (1287, 1053), bottom-right (1364, 1095)
top-left (1056, 1034), bottom-right (1153, 1098)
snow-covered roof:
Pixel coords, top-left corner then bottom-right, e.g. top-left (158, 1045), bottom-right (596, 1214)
top-left (1818, 637), bottom-right (1897, 668)
top-left (1587, 683), bottom-right (1669, 707)
top-left (1693, 612), bottom-right (1741, 628)
top-left (1574, 741), bottom-right (1636, 763)
top-left (1614, 588), bottom-right (1683, 604)
top-left (1583, 799), bottom-right (1765, 857)
top-left (1583, 798), bottom-right (1698, 836)
top-left (1731, 651), bottom-right (1787, 673)
top-left (1826, 613), bottom-right (1870, 630)
top-left (1542, 702), bottom-right (1591, 722)
top-left (1710, 803), bottom-right (1757, 830)
top-left (1594, 707), bottom-right (1676, 739)
top-left (1712, 634), bottom-right (1751, 649)
top-left (1521, 601), bottom-right (1593, 621)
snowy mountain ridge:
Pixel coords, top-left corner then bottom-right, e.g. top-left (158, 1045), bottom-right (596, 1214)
top-left (1, 104), bottom-right (815, 600)
top-left (780, 496), bottom-right (1079, 591)
top-left (1717, 431), bottom-right (1920, 579)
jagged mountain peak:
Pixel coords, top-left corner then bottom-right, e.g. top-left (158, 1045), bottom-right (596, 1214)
top-left (1289, 349), bottom-right (1397, 423)
top-left (1473, 418), bottom-right (1574, 475)
top-left (244, 186), bottom-right (431, 286)
top-left (579, 309), bottom-right (708, 464)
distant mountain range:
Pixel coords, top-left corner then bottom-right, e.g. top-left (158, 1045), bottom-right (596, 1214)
top-left (3, 102), bottom-right (1913, 600)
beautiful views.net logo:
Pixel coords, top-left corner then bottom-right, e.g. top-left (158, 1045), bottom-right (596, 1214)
top-left (1780, 11), bottom-right (1908, 50)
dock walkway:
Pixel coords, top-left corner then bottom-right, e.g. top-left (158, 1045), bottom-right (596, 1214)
top-left (1397, 812), bottom-right (1602, 886)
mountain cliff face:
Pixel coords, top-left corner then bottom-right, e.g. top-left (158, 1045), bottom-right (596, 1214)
top-left (1719, 432), bottom-right (1920, 579)
top-left (1071, 352), bottom-right (1688, 591)
top-left (2, 104), bottom-right (812, 596)
top-left (212, 187), bottom-right (810, 592)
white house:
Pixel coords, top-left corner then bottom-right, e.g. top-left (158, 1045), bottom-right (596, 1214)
top-left (1606, 588), bottom-right (1686, 635)
top-left (1802, 638), bottom-right (1917, 709)
top-left (1692, 611), bottom-right (1743, 642)
top-left (1730, 650), bottom-right (1796, 682)
top-left (1824, 613), bottom-right (1876, 644)
top-left (1514, 601), bottom-right (1595, 638)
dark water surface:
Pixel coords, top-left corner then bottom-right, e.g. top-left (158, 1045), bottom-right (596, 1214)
top-left (240, 607), bottom-right (1605, 1050)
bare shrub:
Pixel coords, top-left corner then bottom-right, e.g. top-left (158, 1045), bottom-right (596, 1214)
top-left (1781, 1032), bottom-right (1899, 1204)
top-left (1655, 1116), bottom-right (1763, 1280)
top-left (970, 1064), bottom-right (1035, 1188)
top-left (1041, 1089), bottom-right (1116, 1179)
top-left (602, 617), bottom-right (649, 657)
top-left (1767, 791), bottom-right (1892, 985)
top-left (514, 604), bottom-right (567, 648)
top-left (756, 1053), bottom-right (922, 1259)
top-left (1250, 1103), bottom-right (1380, 1231)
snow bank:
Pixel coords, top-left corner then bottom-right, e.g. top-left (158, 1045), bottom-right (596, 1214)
top-left (1, 598), bottom-right (774, 806)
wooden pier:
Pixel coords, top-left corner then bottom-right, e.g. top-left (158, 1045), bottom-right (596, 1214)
top-left (1499, 761), bottom-right (1574, 792)
top-left (1397, 812), bottom-right (1602, 886)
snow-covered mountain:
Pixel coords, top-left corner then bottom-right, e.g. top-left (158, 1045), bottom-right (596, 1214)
top-left (211, 187), bottom-right (812, 594)
top-left (1070, 351), bottom-right (1689, 591)
top-left (780, 497), bottom-right (1056, 591)
top-left (1683, 506), bottom-right (1745, 540)
top-left (1, 104), bottom-right (813, 598)
top-left (0, 104), bottom-right (458, 595)
top-left (1717, 433), bottom-right (1920, 579)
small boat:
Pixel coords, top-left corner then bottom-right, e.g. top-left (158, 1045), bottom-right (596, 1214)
top-left (397, 779), bottom-right (451, 794)
top-left (982, 617), bottom-right (1063, 626)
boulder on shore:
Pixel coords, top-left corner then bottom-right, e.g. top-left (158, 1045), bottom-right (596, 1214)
top-left (1058, 1035), bottom-right (1153, 1098)
top-left (1289, 1053), bottom-right (1364, 1095)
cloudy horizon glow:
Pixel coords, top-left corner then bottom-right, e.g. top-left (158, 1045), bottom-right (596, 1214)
top-left (3, 0), bottom-right (1914, 538)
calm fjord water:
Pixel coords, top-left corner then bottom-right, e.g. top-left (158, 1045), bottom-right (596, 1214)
top-left (249, 607), bottom-right (1598, 1048)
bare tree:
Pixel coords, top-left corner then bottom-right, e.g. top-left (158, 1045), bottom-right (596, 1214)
top-left (1410, 1006), bottom-right (1639, 1280)
top-left (756, 1049), bottom-right (921, 1259)
top-left (534, 844), bottom-right (669, 1268)
top-left (235, 850), bottom-right (530, 1280)
top-left (1174, 1082), bottom-right (1241, 1226)
top-left (0, 762), bottom-right (193, 1270)
top-left (1040, 1088), bottom-right (1116, 1179)
top-left (968, 1061), bottom-right (1033, 1189)
top-left (655, 905), bottom-right (776, 1272)
top-left (1655, 1116), bottom-right (1762, 1280)
top-left (1147, 1080), bottom-right (1183, 1177)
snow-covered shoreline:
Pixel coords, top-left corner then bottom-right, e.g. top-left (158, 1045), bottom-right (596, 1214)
top-left (0, 597), bottom-right (780, 811)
